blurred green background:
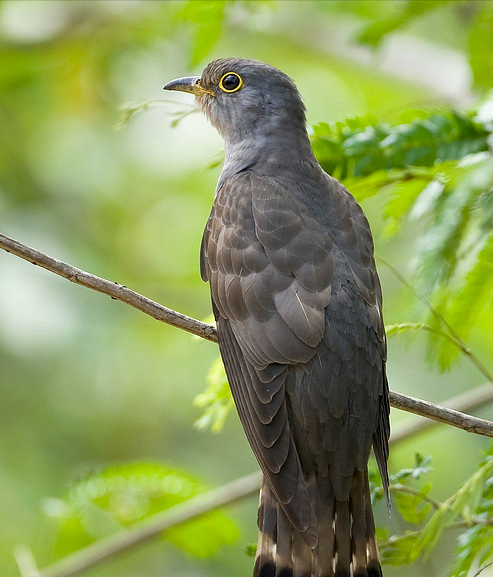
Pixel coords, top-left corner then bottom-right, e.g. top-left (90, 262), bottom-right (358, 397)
top-left (1, 1), bottom-right (492, 576)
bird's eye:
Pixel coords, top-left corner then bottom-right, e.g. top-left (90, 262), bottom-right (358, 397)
top-left (219, 72), bottom-right (243, 93)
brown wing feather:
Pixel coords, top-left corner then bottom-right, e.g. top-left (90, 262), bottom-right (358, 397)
top-left (201, 169), bottom-right (389, 534)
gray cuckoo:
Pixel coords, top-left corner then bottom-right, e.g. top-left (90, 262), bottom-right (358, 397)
top-left (164, 58), bottom-right (390, 577)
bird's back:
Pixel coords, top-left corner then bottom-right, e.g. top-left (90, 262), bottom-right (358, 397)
top-left (201, 164), bottom-right (389, 576)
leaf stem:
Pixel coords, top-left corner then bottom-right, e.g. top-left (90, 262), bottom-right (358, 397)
top-left (377, 257), bottom-right (493, 384)
top-left (390, 484), bottom-right (441, 509)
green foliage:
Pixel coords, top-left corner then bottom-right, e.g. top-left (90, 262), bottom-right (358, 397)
top-left (413, 153), bottom-right (493, 368)
top-left (310, 98), bottom-right (493, 371)
top-left (390, 452), bottom-right (433, 483)
top-left (393, 482), bottom-right (434, 525)
top-left (177, 1), bottom-right (229, 67)
top-left (412, 457), bottom-right (493, 561)
top-left (356, 0), bottom-right (493, 93)
top-left (194, 356), bottom-right (234, 433)
top-left (371, 448), bottom-right (493, 574)
top-left (310, 111), bottom-right (490, 182)
top-left (2, 1), bottom-right (493, 576)
top-left (357, 0), bottom-right (453, 47)
top-left (451, 446), bottom-right (493, 577)
top-left (43, 463), bottom-right (239, 560)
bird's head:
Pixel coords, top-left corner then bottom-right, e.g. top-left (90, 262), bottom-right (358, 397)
top-left (164, 58), bottom-right (308, 148)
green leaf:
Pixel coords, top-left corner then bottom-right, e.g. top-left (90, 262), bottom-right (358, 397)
top-left (441, 192), bottom-right (493, 338)
top-left (393, 485), bottom-right (432, 524)
top-left (176, 1), bottom-right (228, 66)
top-left (345, 168), bottom-right (430, 206)
top-left (380, 531), bottom-right (421, 565)
top-left (411, 457), bottom-right (493, 561)
top-left (383, 173), bottom-right (434, 230)
top-left (311, 111), bottom-right (490, 182)
top-left (357, 0), bottom-right (452, 47)
top-left (414, 156), bottom-right (493, 370)
top-left (194, 356), bottom-right (234, 433)
top-left (44, 462), bottom-right (240, 559)
top-left (390, 453), bottom-right (433, 483)
top-left (468, 3), bottom-right (493, 91)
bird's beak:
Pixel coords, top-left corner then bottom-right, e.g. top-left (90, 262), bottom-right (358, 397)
top-left (163, 76), bottom-right (215, 97)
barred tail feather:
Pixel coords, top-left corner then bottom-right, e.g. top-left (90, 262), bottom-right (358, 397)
top-left (254, 470), bottom-right (383, 577)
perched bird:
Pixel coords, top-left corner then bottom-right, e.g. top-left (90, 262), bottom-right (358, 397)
top-left (164, 58), bottom-right (390, 577)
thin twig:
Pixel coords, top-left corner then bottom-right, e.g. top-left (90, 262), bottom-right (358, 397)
top-left (1, 232), bottom-right (493, 438)
top-left (116, 99), bottom-right (196, 131)
top-left (390, 484), bottom-right (441, 509)
top-left (21, 472), bottom-right (262, 577)
top-left (377, 256), bottom-right (493, 384)
top-left (379, 520), bottom-right (488, 554)
top-left (473, 560), bottom-right (493, 577)
top-left (386, 321), bottom-right (476, 355)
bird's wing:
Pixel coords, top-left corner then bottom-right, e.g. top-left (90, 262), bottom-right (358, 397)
top-left (201, 170), bottom-right (388, 536)
top-left (321, 175), bottom-right (389, 495)
top-left (202, 172), bottom-right (334, 366)
top-left (201, 171), bottom-right (334, 543)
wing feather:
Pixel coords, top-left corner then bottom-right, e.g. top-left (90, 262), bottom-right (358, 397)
top-left (201, 168), bottom-right (389, 524)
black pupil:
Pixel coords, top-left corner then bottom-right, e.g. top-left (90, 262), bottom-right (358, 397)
top-left (223, 74), bottom-right (240, 90)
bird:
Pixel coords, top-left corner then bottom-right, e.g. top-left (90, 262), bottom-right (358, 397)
top-left (164, 58), bottom-right (390, 577)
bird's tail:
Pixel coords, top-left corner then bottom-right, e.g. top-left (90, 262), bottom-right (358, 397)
top-left (254, 469), bottom-right (382, 577)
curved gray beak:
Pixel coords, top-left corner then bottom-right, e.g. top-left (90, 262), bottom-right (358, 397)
top-left (163, 76), bottom-right (201, 94)
top-left (163, 76), bottom-right (215, 97)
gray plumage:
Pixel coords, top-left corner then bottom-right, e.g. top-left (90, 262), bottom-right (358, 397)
top-left (164, 58), bottom-right (390, 577)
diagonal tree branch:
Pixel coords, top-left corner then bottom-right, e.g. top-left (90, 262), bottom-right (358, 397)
top-left (1, 231), bottom-right (493, 438)
top-left (4, 232), bottom-right (493, 577)
top-left (0, 233), bottom-right (216, 343)
top-left (14, 382), bottom-right (493, 577)
top-left (15, 378), bottom-right (493, 577)
top-left (388, 389), bottom-right (493, 438)
top-left (390, 382), bottom-right (493, 444)
top-left (15, 472), bottom-right (263, 577)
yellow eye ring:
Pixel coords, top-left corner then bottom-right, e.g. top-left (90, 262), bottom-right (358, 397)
top-left (219, 72), bottom-right (243, 93)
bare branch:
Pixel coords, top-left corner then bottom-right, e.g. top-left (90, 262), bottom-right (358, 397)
top-left (390, 383), bottom-right (493, 444)
top-left (0, 233), bottom-right (216, 343)
top-left (2, 232), bottom-right (493, 439)
top-left (389, 389), bottom-right (493, 438)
